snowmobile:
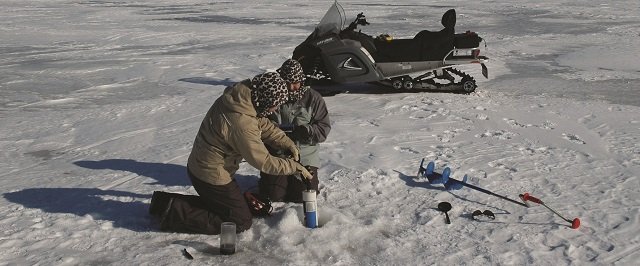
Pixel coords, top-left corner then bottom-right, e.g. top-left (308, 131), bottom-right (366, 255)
top-left (292, 1), bottom-right (489, 93)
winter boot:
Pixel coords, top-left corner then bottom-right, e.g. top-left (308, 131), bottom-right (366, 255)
top-left (149, 191), bottom-right (173, 217)
top-left (159, 197), bottom-right (175, 231)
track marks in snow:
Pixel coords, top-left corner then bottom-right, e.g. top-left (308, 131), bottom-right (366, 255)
top-left (503, 117), bottom-right (556, 130)
top-left (75, 127), bottom-right (156, 151)
top-left (476, 130), bottom-right (519, 140)
top-left (504, 118), bottom-right (531, 128)
top-left (283, 92), bottom-right (635, 265)
top-left (487, 161), bottom-right (518, 173)
top-left (562, 133), bottom-right (587, 144)
top-left (393, 146), bottom-right (420, 154)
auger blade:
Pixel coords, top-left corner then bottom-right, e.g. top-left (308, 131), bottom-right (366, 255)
top-left (426, 161), bottom-right (435, 175)
top-left (444, 174), bottom-right (468, 190)
top-left (441, 167), bottom-right (451, 184)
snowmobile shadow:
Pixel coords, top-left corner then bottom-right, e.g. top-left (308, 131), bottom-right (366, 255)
top-left (3, 188), bottom-right (151, 232)
top-left (74, 159), bottom-right (190, 187)
top-left (314, 83), bottom-right (465, 97)
top-left (179, 77), bottom-right (236, 87)
top-left (353, 3), bottom-right (455, 8)
top-left (314, 83), bottom-right (391, 96)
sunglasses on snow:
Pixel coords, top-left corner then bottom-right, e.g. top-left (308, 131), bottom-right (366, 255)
top-left (472, 210), bottom-right (495, 220)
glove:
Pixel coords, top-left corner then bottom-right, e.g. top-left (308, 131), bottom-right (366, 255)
top-left (295, 163), bottom-right (314, 180)
top-left (291, 125), bottom-right (310, 142)
top-left (285, 143), bottom-right (300, 162)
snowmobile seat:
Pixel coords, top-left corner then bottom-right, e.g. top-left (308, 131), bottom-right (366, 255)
top-left (414, 27), bottom-right (454, 60)
top-left (369, 9), bottom-right (456, 62)
top-left (371, 27), bottom-right (453, 62)
top-left (453, 31), bottom-right (483, 49)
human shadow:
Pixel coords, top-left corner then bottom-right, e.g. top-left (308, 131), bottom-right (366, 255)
top-left (4, 188), bottom-right (152, 232)
top-left (73, 159), bottom-right (190, 187)
top-left (179, 77), bottom-right (236, 87)
top-left (233, 173), bottom-right (260, 193)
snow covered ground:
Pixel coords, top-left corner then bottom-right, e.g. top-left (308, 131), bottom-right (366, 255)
top-left (1, 0), bottom-right (639, 265)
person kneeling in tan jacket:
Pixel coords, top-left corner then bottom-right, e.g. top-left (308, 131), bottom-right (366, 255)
top-left (150, 72), bottom-right (312, 235)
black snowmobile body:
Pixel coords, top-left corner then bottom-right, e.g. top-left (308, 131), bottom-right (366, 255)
top-left (293, 2), bottom-right (489, 93)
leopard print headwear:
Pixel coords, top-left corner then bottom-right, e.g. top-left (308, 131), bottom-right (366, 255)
top-left (277, 59), bottom-right (305, 84)
top-left (277, 59), bottom-right (307, 103)
top-left (250, 72), bottom-right (288, 117)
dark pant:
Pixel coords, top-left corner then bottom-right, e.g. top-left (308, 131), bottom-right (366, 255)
top-left (160, 172), bottom-right (252, 235)
top-left (259, 166), bottom-right (319, 203)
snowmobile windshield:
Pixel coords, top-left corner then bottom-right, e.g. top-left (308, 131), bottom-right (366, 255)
top-left (315, 2), bottom-right (346, 36)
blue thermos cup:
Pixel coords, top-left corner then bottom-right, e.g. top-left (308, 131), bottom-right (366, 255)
top-left (302, 190), bottom-right (318, 228)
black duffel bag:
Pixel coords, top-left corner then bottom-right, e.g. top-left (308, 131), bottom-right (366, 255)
top-left (454, 31), bottom-right (483, 49)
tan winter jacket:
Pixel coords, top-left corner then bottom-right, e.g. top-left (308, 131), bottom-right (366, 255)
top-left (187, 80), bottom-right (300, 185)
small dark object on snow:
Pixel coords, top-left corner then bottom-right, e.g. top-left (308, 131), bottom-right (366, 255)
top-left (437, 202), bottom-right (452, 224)
top-left (182, 248), bottom-right (193, 260)
top-left (472, 209), bottom-right (495, 220)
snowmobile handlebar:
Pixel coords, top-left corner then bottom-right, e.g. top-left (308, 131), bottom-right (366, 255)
top-left (345, 12), bottom-right (370, 32)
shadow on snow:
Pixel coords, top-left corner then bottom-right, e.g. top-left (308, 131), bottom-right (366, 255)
top-left (73, 158), bottom-right (260, 190)
top-left (395, 170), bottom-right (518, 217)
top-left (179, 77), bottom-right (236, 87)
top-left (74, 159), bottom-right (190, 187)
top-left (4, 188), bottom-right (153, 232)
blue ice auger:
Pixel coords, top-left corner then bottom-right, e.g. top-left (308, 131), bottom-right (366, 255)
top-left (417, 159), bottom-right (467, 190)
top-left (417, 159), bottom-right (528, 207)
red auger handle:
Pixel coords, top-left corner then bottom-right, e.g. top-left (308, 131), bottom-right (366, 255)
top-left (521, 193), bottom-right (543, 204)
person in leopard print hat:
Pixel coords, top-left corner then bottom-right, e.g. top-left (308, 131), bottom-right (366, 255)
top-left (149, 71), bottom-right (314, 235)
top-left (259, 59), bottom-right (332, 203)
top-left (250, 72), bottom-right (289, 117)
top-left (276, 58), bottom-right (307, 103)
